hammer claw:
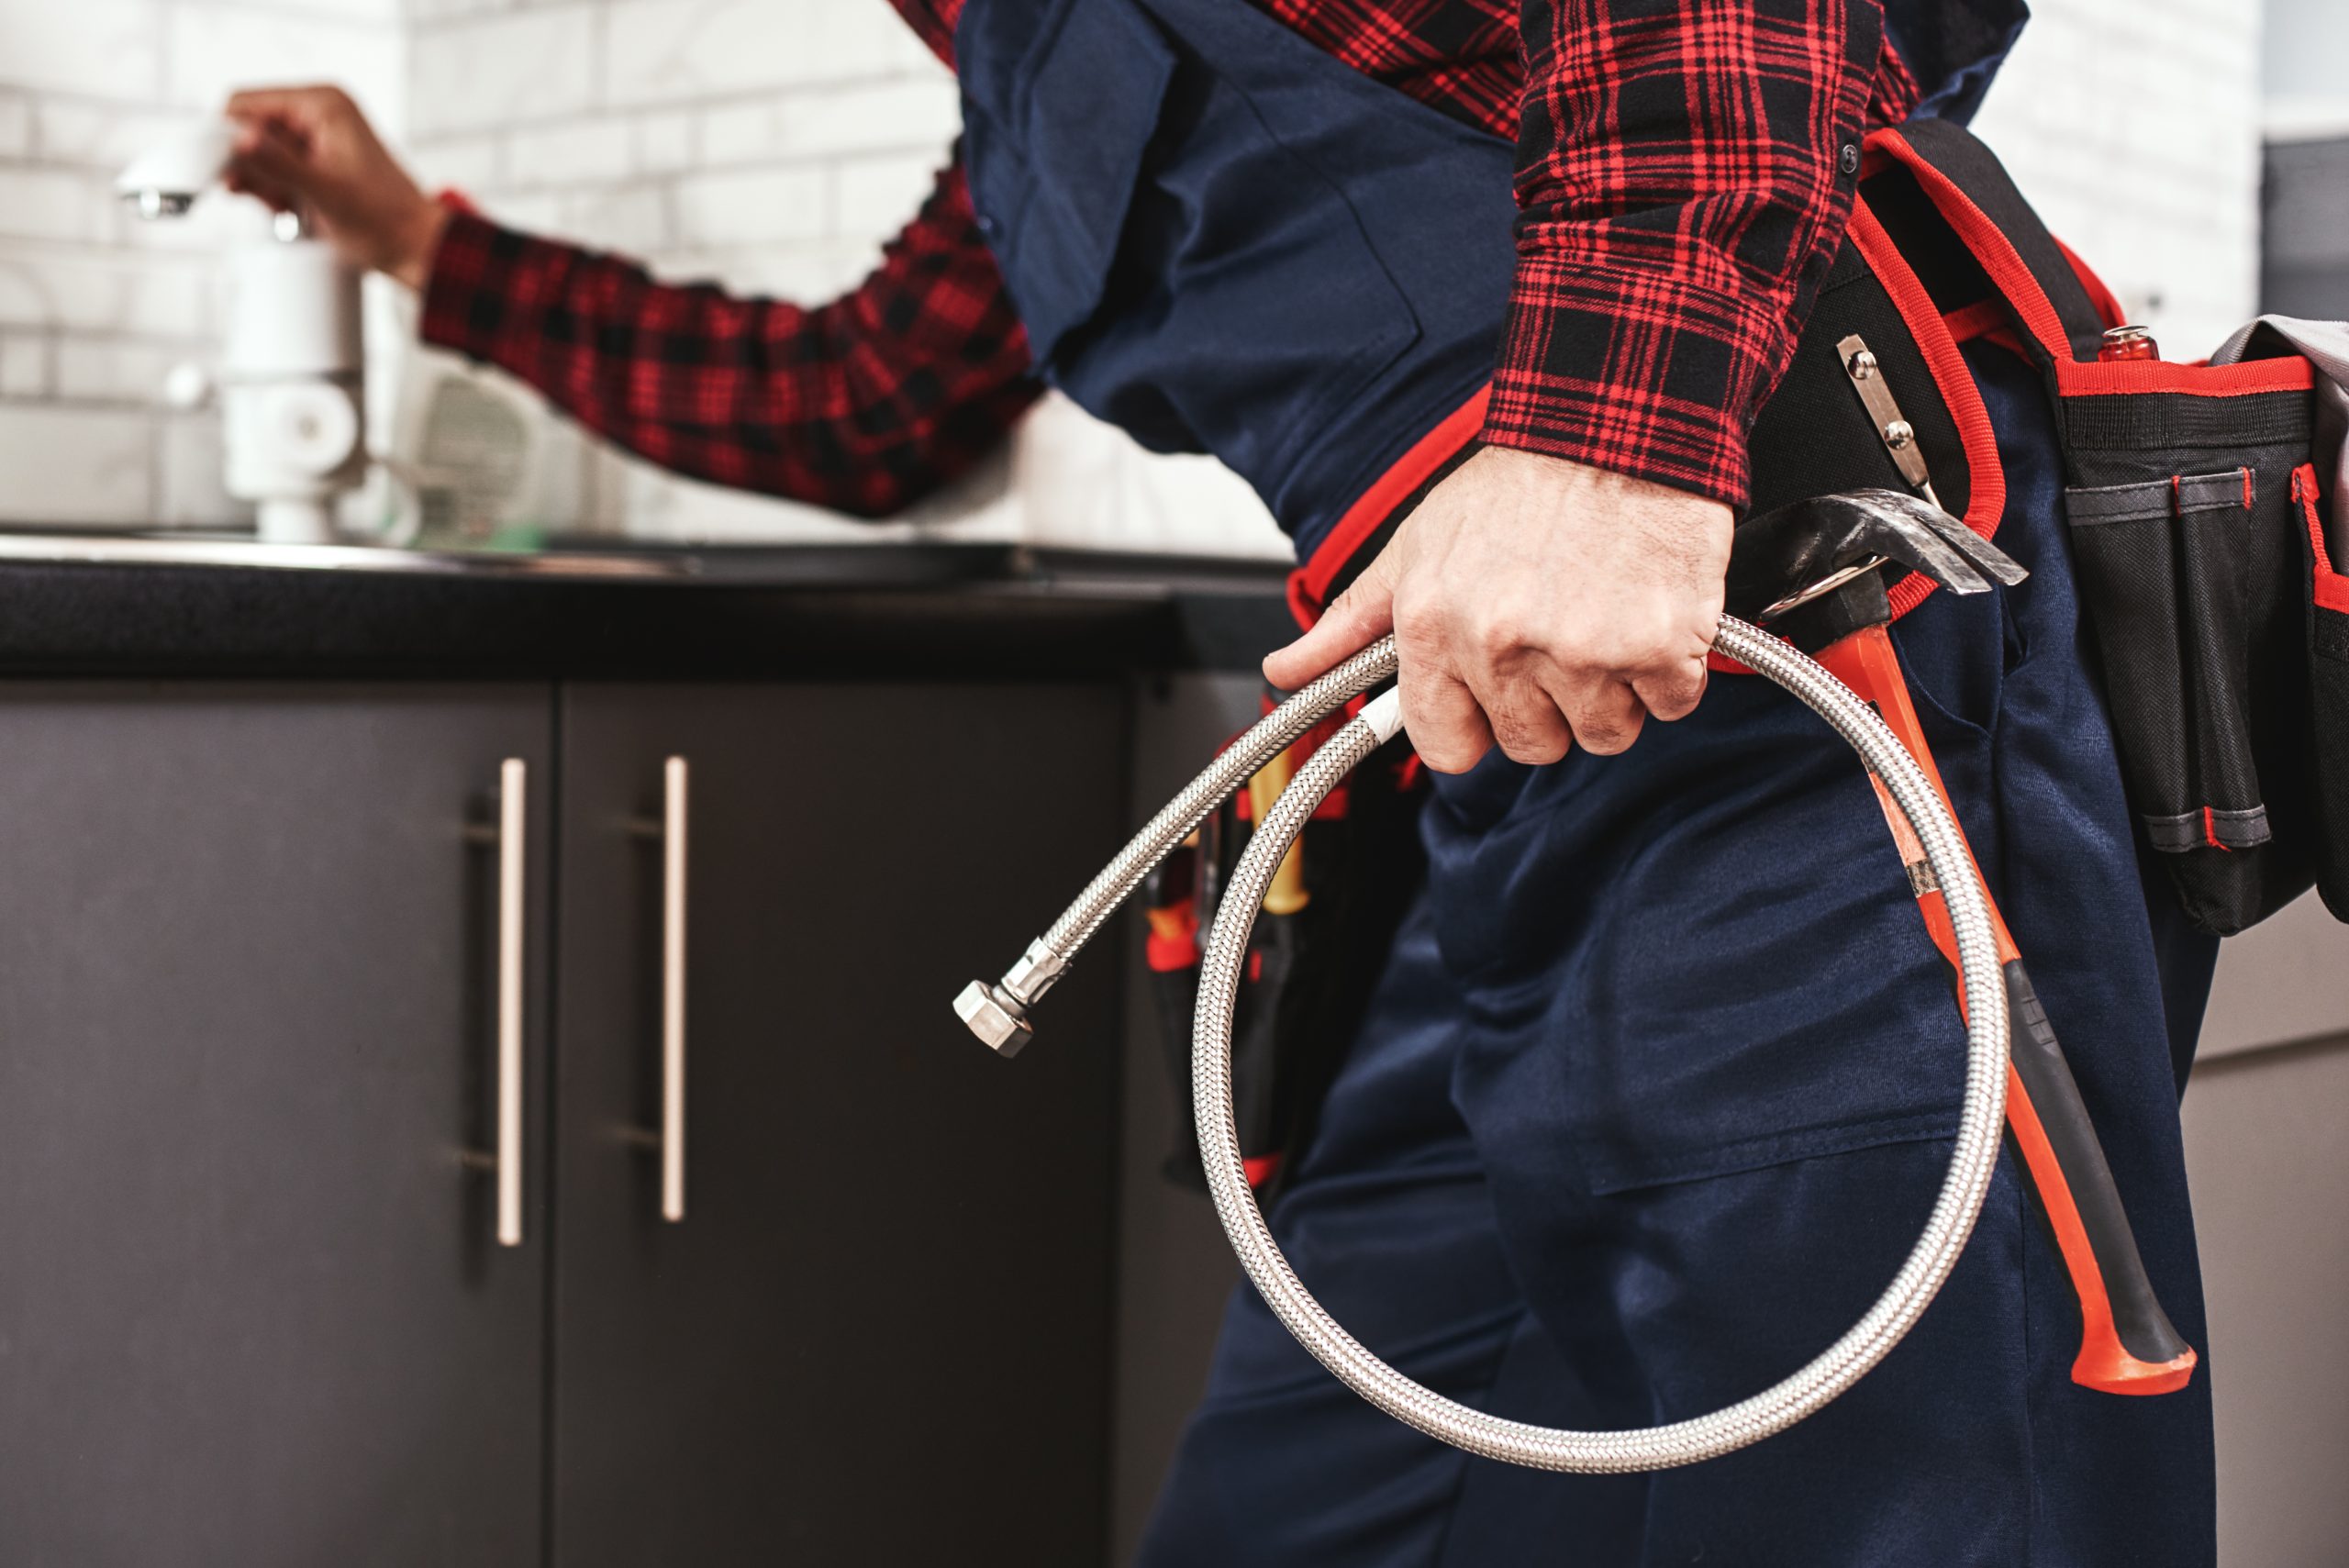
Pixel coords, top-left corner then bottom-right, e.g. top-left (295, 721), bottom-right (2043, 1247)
top-left (1889, 522), bottom-right (1998, 599)
top-left (1915, 502), bottom-right (2030, 590)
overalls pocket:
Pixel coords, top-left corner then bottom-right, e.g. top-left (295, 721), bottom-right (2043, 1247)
top-left (2295, 464), bottom-right (2349, 919)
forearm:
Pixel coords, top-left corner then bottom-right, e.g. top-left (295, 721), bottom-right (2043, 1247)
top-left (1488, 0), bottom-right (1918, 510)
top-left (418, 164), bottom-right (1041, 518)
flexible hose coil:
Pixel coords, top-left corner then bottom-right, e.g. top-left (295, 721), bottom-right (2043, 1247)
top-left (1029, 617), bottom-right (2009, 1470)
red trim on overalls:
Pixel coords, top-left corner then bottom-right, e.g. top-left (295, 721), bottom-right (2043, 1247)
top-left (1288, 386), bottom-right (1492, 627)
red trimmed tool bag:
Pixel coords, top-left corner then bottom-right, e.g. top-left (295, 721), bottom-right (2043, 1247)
top-left (1851, 121), bottom-right (2339, 936)
top-left (1139, 701), bottom-right (1426, 1197)
top-left (2302, 465), bottom-right (2349, 920)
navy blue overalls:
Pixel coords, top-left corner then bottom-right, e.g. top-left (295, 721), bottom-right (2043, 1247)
top-left (958, 1), bottom-right (2221, 1561)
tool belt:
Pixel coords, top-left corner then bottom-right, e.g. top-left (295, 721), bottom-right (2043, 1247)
top-left (1828, 121), bottom-right (2338, 936)
top-left (1159, 117), bottom-right (2340, 1192)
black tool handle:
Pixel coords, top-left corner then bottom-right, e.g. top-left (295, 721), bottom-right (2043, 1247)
top-left (2002, 960), bottom-right (2197, 1393)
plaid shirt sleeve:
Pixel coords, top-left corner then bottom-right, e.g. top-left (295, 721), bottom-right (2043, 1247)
top-left (1487, 1), bottom-right (1920, 509)
top-left (419, 158), bottom-right (1039, 518)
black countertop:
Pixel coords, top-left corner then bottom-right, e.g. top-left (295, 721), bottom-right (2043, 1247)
top-left (0, 539), bottom-right (1297, 681)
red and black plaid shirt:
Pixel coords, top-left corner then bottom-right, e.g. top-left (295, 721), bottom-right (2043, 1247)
top-left (423, 0), bottom-right (1922, 517)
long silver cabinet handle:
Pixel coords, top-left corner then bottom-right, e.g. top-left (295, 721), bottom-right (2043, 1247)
top-left (496, 758), bottom-right (527, 1248)
top-left (660, 756), bottom-right (688, 1223)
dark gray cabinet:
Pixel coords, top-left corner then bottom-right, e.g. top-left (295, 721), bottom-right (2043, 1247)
top-left (0, 675), bottom-right (1131, 1565)
top-left (0, 684), bottom-right (553, 1567)
top-left (550, 684), bottom-right (1127, 1566)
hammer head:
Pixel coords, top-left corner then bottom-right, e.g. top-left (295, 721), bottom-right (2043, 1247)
top-left (1722, 488), bottom-right (2027, 651)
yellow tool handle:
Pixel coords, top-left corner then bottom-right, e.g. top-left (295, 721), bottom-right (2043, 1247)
top-left (1247, 748), bottom-right (1311, 917)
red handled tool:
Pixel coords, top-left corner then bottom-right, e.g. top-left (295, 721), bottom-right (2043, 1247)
top-left (1728, 488), bottom-right (2197, 1396)
top-left (1819, 624), bottom-right (2196, 1394)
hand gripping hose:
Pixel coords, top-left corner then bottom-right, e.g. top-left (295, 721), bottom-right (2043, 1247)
top-left (957, 617), bottom-right (2009, 1472)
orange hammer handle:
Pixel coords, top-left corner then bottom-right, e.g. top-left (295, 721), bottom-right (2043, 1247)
top-left (1818, 626), bottom-right (2196, 1396)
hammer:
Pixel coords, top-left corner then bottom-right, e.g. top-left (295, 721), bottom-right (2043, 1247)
top-left (1727, 488), bottom-right (2198, 1396)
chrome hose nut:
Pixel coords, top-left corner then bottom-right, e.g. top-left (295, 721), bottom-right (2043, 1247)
top-left (953, 980), bottom-right (1035, 1058)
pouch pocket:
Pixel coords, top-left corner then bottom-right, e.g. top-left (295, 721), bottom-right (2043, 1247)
top-left (2295, 464), bottom-right (2349, 920)
top-left (2065, 470), bottom-right (2266, 848)
top-left (2063, 450), bottom-right (2316, 933)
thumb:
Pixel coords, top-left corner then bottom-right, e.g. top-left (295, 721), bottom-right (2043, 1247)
top-left (1264, 556), bottom-right (1397, 691)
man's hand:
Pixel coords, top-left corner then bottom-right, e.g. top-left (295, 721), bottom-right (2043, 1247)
top-left (223, 86), bottom-right (448, 290)
top-left (1264, 448), bottom-right (1732, 773)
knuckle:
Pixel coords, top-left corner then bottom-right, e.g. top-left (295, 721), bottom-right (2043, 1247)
top-left (1473, 615), bottom-right (1527, 662)
top-left (1572, 723), bottom-right (1635, 757)
top-left (1651, 676), bottom-right (1708, 721)
top-left (1392, 600), bottom-right (1448, 655)
top-left (1569, 704), bottom-right (1645, 756)
top-left (1496, 726), bottom-right (1569, 765)
top-left (1419, 739), bottom-right (1487, 774)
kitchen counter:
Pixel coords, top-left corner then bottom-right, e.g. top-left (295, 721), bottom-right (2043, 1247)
top-left (0, 535), bottom-right (1297, 679)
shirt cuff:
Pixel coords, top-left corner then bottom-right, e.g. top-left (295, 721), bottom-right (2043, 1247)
top-left (1481, 253), bottom-right (1787, 512)
top-left (418, 209), bottom-right (536, 363)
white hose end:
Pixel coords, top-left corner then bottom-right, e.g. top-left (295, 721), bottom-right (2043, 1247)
top-left (1362, 688), bottom-right (1405, 747)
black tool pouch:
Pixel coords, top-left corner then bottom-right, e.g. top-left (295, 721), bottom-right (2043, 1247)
top-left (1141, 701), bottom-right (1425, 1197)
top-left (1867, 120), bottom-right (2339, 935)
top-left (2053, 370), bottom-right (2319, 931)
top-left (2296, 464), bottom-right (2349, 919)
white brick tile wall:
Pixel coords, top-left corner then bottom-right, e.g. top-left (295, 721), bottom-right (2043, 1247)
top-left (166, 3), bottom-right (406, 131)
top-left (0, 167), bottom-right (119, 245)
top-left (34, 99), bottom-right (194, 172)
top-left (0, 0), bottom-right (168, 102)
top-left (698, 79), bottom-right (961, 166)
top-left (0, 403), bottom-right (152, 521)
top-left (630, 109), bottom-right (696, 172)
top-left (601, 0), bottom-right (911, 108)
top-left (53, 335), bottom-right (184, 403)
top-left (506, 117), bottom-right (630, 187)
top-left (407, 8), bottom-right (594, 136)
top-left (0, 334), bottom-right (50, 397)
top-left (414, 130), bottom-right (499, 193)
top-left (668, 164), bottom-right (826, 247)
top-left (556, 181), bottom-right (670, 250)
top-left (0, 95), bottom-right (32, 157)
top-left (829, 150), bottom-right (942, 246)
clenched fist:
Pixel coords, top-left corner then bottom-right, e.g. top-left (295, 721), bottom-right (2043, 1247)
top-left (224, 85), bottom-right (449, 289)
top-left (1265, 447), bottom-right (1732, 772)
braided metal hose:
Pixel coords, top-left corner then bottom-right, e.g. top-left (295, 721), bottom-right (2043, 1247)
top-left (962, 617), bottom-right (2009, 1469)
top-left (953, 640), bottom-right (1406, 1051)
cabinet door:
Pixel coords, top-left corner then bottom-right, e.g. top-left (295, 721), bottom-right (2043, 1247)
top-left (555, 683), bottom-right (1126, 1567)
top-left (0, 684), bottom-right (552, 1568)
